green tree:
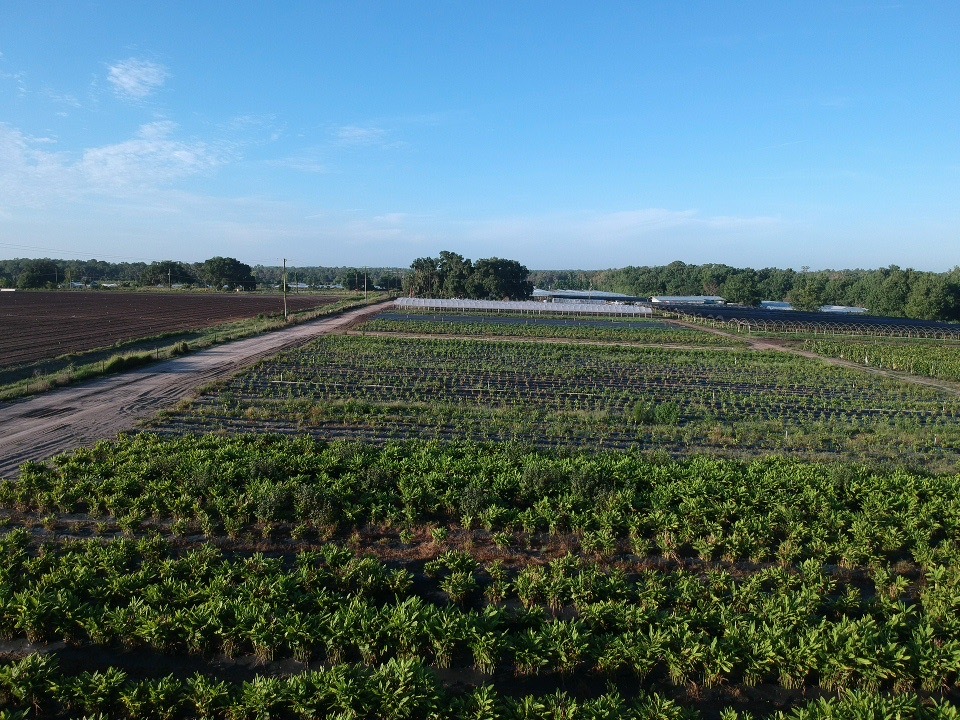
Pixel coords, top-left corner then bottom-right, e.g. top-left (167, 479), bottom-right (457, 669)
top-left (866, 266), bottom-right (911, 316)
top-left (700, 264), bottom-right (732, 296)
top-left (16, 259), bottom-right (61, 288)
top-left (756, 267), bottom-right (796, 301)
top-left (437, 251), bottom-right (473, 298)
top-left (200, 257), bottom-right (256, 290)
top-left (337, 268), bottom-right (369, 291)
top-left (905, 274), bottom-right (958, 320)
top-left (788, 273), bottom-right (828, 312)
top-left (467, 257), bottom-right (533, 300)
top-left (721, 272), bottom-right (761, 306)
top-left (375, 272), bottom-right (403, 291)
top-left (141, 261), bottom-right (193, 286)
top-left (406, 257), bottom-right (440, 296)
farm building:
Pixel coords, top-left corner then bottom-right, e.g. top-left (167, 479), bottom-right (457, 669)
top-left (532, 288), bottom-right (635, 304)
top-left (761, 301), bottom-right (868, 314)
top-left (820, 305), bottom-right (868, 314)
top-left (650, 295), bottom-right (726, 305)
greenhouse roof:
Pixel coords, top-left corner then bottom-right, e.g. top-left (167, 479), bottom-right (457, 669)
top-left (395, 297), bottom-right (652, 316)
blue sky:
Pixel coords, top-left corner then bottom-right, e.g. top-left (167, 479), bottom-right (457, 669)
top-left (1, 2), bottom-right (958, 271)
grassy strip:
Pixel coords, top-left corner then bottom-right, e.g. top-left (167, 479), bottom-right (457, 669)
top-left (0, 293), bottom-right (389, 402)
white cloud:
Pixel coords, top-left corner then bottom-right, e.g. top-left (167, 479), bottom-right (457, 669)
top-left (271, 148), bottom-right (329, 174)
top-left (0, 124), bottom-right (77, 209)
top-left (81, 122), bottom-right (221, 190)
top-left (0, 121), bottom-right (224, 212)
top-left (335, 125), bottom-right (386, 146)
top-left (0, 67), bottom-right (27, 97)
top-left (107, 58), bottom-right (168, 100)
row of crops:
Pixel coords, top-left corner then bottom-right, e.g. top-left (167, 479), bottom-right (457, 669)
top-left (3, 436), bottom-right (960, 716)
top-left (7, 435), bottom-right (960, 569)
top-left (147, 334), bottom-right (960, 470)
top-left (5, 658), bottom-right (960, 720)
top-left (365, 313), bottom-right (744, 346)
top-left (804, 338), bottom-right (960, 384)
top-left (2, 533), bottom-right (960, 719)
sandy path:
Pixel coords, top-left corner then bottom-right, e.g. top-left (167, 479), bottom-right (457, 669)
top-left (0, 301), bottom-right (392, 478)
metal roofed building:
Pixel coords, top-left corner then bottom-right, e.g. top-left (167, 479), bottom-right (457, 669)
top-left (650, 295), bottom-right (726, 305)
top-left (531, 288), bottom-right (638, 304)
top-left (819, 305), bottom-right (868, 314)
top-left (761, 301), bottom-right (868, 314)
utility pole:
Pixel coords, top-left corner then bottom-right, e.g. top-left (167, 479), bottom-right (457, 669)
top-left (364, 267), bottom-right (367, 299)
top-left (282, 258), bottom-right (288, 320)
top-left (168, 268), bottom-right (172, 289)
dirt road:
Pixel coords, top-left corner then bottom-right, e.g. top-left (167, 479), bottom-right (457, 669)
top-left (0, 301), bottom-right (392, 478)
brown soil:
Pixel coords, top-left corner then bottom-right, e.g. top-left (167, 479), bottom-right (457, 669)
top-left (0, 291), bottom-right (340, 369)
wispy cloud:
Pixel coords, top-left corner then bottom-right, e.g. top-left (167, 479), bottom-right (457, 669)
top-left (80, 121), bottom-right (222, 189)
top-left (0, 121), bottom-right (224, 210)
top-left (0, 66), bottom-right (27, 97)
top-left (271, 149), bottom-right (329, 174)
top-left (222, 114), bottom-right (284, 140)
top-left (273, 124), bottom-right (406, 174)
top-left (335, 125), bottom-right (386, 147)
top-left (0, 124), bottom-right (74, 209)
top-left (107, 58), bottom-right (168, 100)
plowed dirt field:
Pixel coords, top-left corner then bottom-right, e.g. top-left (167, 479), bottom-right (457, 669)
top-left (0, 291), bottom-right (338, 368)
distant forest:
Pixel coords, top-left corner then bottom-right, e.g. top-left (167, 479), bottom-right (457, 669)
top-left (0, 258), bottom-right (403, 293)
top-left (2, 257), bottom-right (959, 321)
top-left (531, 262), bottom-right (960, 321)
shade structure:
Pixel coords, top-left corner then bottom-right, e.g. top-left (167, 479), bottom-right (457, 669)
top-left (394, 297), bottom-right (653, 317)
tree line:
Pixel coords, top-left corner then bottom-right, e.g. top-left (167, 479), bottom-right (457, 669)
top-left (251, 265), bottom-right (403, 291)
top-left (533, 262), bottom-right (960, 321)
top-left (0, 258), bottom-right (403, 292)
top-left (4, 254), bottom-right (960, 321)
